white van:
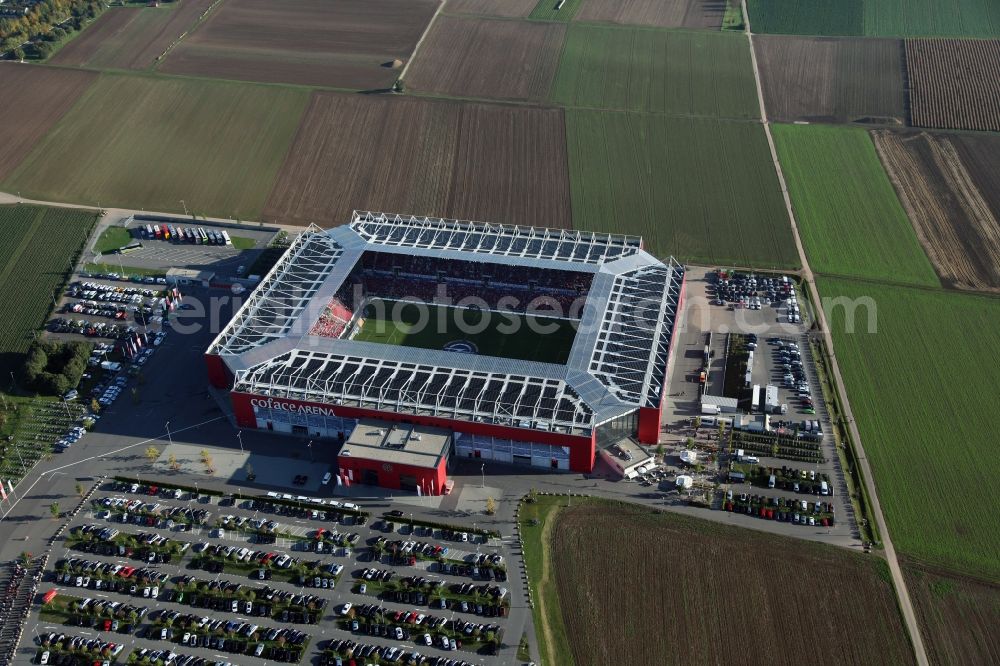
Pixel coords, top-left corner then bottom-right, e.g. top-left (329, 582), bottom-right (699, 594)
top-left (768, 475), bottom-right (776, 489)
top-left (322, 472), bottom-right (332, 485)
top-left (820, 481), bottom-right (829, 496)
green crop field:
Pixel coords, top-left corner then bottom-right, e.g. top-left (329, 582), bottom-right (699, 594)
top-left (529, 0), bottom-right (583, 21)
top-left (4, 74), bottom-right (308, 220)
top-left (0, 205), bottom-right (99, 377)
top-left (821, 278), bottom-right (1000, 579)
top-left (772, 124), bottom-right (938, 286)
top-left (550, 25), bottom-right (759, 118)
top-left (565, 111), bottom-right (797, 268)
top-left (748, 0), bottom-right (1000, 37)
top-left (353, 299), bottom-right (578, 364)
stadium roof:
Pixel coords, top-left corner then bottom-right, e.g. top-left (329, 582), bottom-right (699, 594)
top-left (210, 212), bottom-right (684, 437)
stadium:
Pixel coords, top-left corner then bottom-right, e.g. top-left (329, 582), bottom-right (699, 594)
top-left (206, 212), bottom-right (685, 493)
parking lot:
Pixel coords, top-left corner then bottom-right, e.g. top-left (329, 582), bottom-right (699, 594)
top-left (105, 217), bottom-right (277, 275)
top-left (658, 266), bottom-right (858, 545)
top-left (22, 478), bottom-right (514, 665)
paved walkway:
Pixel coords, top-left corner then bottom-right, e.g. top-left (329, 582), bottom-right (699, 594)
top-left (740, 2), bottom-right (929, 663)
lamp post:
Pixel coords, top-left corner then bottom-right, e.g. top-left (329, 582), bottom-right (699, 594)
top-left (237, 431), bottom-right (244, 453)
top-left (180, 200), bottom-right (188, 216)
top-left (165, 421), bottom-right (172, 447)
top-left (306, 440), bottom-right (314, 462)
top-left (480, 463), bottom-right (485, 489)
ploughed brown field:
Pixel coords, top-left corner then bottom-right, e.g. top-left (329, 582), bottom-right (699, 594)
top-left (48, 7), bottom-right (141, 67)
top-left (262, 93), bottom-right (572, 229)
top-left (871, 130), bottom-right (1000, 292)
top-left (550, 502), bottom-right (915, 666)
top-left (159, 0), bottom-right (436, 89)
top-left (0, 64), bottom-right (96, 181)
top-left (444, 0), bottom-right (538, 18)
top-left (57, 0), bottom-right (220, 70)
top-left (576, 0), bottom-right (723, 29)
top-left (904, 562), bottom-right (1000, 666)
top-left (755, 35), bottom-right (906, 124)
top-left (906, 39), bottom-right (1000, 132)
top-left (406, 15), bottom-right (566, 102)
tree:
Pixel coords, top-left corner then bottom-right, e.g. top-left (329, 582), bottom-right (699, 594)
top-left (50, 502), bottom-right (60, 519)
top-left (90, 398), bottom-right (101, 413)
top-left (168, 453), bottom-right (179, 471)
top-left (145, 446), bottom-right (160, 463)
top-left (693, 416), bottom-right (702, 430)
top-left (13, 47), bottom-right (25, 61)
top-left (75, 482), bottom-right (84, 497)
top-left (485, 497), bottom-right (496, 515)
top-left (655, 443), bottom-right (665, 457)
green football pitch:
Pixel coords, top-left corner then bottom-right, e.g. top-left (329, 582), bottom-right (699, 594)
top-left (352, 299), bottom-right (578, 364)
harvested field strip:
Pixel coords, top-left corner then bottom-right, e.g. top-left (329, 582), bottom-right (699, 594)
top-left (906, 38), bottom-right (1000, 132)
top-left (444, 0), bottom-right (537, 18)
top-left (565, 110), bottom-right (796, 267)
top-left (950, 132), bottom-right (1000, 220)
top-left (551, 24), bottom-right (759, 118)
top-left (772, 124), bottom-right (938, 286)
top-left (0, 205), bottom-right (98, 377)
top-left (4, 75), bottom-right (308, 220)
top-left (405, 15), bottom-right (566, 102)
top-left (903, 562), bottom-right (1000, 666)
top-left (521, 496), bottom-right (914, 666)
top-left (871, 130), bottom-right (1000, 292)
top-left (575, 0), bottom-right (724, 29)
top-left (529, 0), bottom-right (582, 21)
top-left (48, 7), bottom-right (142, 67)
top-left (820, 278), bottom-right (1000, 580)
top-left (0, 64), bottom-right (97, 182)
top-left (753, 35), bottom-right (906, 124)
top-left (262, 93), bottom-right (572, 229)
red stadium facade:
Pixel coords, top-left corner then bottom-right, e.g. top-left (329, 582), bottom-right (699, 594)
top-left (206, 213), bottom-right (684, 489)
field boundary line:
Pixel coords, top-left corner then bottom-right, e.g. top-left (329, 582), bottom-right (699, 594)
top-left (397, 0), bottom-right (446, 84)
top-left (740, 2), bottom-right (930, 664)
top-left (534, 502), bottom-right (560, 666)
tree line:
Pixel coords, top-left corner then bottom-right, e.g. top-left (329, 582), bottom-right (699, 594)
top-left (1, 0), bottom-right (105, 59)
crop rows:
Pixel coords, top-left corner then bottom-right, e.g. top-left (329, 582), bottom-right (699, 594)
top-left (546, 499), bottom-right (914, 665)
top-left (0, 206), bottom-right (98, 376)
top-left (821, 278), bottom-right (1000, 579)
top-left (906, 38), bottom-right (1000, 132)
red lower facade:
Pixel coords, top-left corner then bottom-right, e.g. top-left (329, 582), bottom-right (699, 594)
top-left (228, 391), bottom-right (597, 473)
top-left (337, 455), bottom-right (447, 497)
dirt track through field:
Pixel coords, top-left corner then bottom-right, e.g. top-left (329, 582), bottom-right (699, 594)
top-left (406, 15), bottom-right (566, 102)
top-left (872, 130), bottom-right (1000, 292)
top-left (742, 1), bottom-right (930, 662)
